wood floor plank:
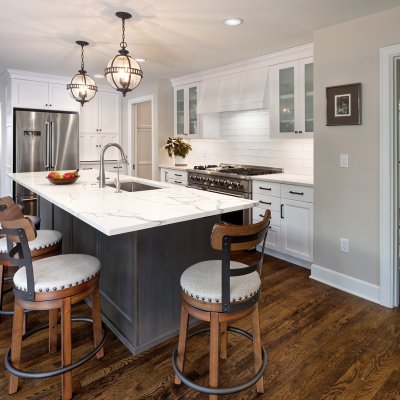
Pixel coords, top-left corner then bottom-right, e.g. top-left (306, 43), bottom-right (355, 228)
top-left (1, 255), bottom-right (400, 399)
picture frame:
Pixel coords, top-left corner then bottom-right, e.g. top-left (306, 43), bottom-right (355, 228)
top-left (326, 83), bottom-right (361, 126)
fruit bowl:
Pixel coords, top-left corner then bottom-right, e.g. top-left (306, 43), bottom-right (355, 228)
top-left (46, 176), bottom-right (79, 185)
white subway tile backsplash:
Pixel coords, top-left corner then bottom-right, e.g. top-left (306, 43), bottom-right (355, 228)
top-left (189, 110), bottom-right (313, 176)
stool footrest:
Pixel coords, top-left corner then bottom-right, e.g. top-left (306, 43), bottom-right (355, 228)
top-left (172, 326), bottom-right (267, 396)
top-left (5, 316), bottom-right (106, 379)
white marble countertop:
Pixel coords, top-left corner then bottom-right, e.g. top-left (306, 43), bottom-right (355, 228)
top-left (159, 164), bottom-right (193, 171)
top-left (251, 173), bottom-right (314, 187)
top-left (9, 170), bottom-right (257, 236)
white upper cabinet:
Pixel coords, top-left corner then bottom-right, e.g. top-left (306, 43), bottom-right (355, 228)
top-left (174, 83), bottom-right (199, 138)
top-left (12, 79), bottom-right (80, 112)
top-left (269, 57), bottom-right (313, 136)
top-left (197, 67), bottom-right (268, 114)
top-left (79, 90), bottom-right (120, 134)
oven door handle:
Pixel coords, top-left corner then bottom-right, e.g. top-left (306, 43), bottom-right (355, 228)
top-left (207, 189), bottom-right (247, 198)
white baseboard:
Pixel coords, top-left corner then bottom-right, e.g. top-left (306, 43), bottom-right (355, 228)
top-left (260, 246), bottom-right (312, 269)
top-left (310, 264), bottom-right (380, 304)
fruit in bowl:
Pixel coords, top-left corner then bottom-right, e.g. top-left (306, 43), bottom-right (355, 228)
top-left (46, 169), bottom-right (79, 185)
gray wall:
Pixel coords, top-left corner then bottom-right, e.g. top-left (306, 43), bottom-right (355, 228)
top-left (121, 78), bottom-right (174, 176)
top-left (313, 6), bottom-right (400, 285)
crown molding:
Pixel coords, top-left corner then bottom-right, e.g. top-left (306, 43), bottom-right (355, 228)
top-left (170, 43), bottom-right (313, 87)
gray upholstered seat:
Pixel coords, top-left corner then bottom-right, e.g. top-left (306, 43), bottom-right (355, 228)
top-left (180, 260), bottom-right (261, 303)
top-left (0, 230), bottom-right (62, 253)
top-left (13, 254), bottom-right (101, 293)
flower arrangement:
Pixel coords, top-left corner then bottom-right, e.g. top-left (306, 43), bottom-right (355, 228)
top-left (165, 137), bottom-right (192, 159)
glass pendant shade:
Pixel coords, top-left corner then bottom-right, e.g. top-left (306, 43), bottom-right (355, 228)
top-left (105, 12), bottom-right (143, 96)
top-left (67, 41), bottom-right (97, 106)
top-left (105, 54), bottom-right (142, 95)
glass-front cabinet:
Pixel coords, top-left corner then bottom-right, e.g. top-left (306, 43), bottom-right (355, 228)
top-left (174, 83), bottom-right (199, 137)
top-left (270, 57), bottom-right (313, 136)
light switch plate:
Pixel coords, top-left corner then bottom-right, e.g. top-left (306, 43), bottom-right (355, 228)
top-left (340, 154), bottom-right (349, 168)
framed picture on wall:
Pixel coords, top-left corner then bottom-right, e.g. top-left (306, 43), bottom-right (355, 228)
top-left (326, 83), bottom-right (361, 125)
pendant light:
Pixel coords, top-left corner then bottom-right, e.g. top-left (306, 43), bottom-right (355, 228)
top-left (67, 41), bottom-right (97, 106)
top-left (104, 12), bottom-right (143, 96)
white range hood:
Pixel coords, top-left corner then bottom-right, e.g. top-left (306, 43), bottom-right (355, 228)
top-left (197, 66), bottom-right (269, 114)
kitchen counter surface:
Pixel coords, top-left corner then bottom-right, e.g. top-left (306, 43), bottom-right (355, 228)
top-left (252, 173), bottom-right (314, 187)
top-left (159, 164), bottom-right (193, 170)
top-left (9, 170), bottom-right (256, 236)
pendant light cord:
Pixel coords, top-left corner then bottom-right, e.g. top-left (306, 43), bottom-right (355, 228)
top-left (80, 44), bottom-right (85, 72)
top-left (120, 18), bottom-right (127, 51)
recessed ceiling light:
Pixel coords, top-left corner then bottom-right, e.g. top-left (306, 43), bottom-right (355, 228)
top-left (94, 74), bottom-right (104, 78)
top-left (135, 58), bottom-right (146, 63)
top-left (224, 18), bottom-right (243, 26)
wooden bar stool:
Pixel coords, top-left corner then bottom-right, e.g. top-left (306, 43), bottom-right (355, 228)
top-left (0, 203), bottom-right (62, 319)
top-left (1, 218), bottom-right (106, 400)
top-left (172, 210), bottom-right (271, 399)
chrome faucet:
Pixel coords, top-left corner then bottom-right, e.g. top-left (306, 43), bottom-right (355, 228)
top-left (99, 143), bottom-right (128, 189)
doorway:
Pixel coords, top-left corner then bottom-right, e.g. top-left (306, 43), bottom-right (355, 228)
top-left (127, 96), bottom-right (155, 180)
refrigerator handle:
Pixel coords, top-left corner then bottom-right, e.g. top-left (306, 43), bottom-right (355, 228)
top-left (50, 121), bottom-right (54, 170)
top-left (45, 121), bottom-right (51, 171)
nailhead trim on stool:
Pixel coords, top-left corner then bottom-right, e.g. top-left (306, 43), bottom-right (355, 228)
top-left (0, 230), bottom-right (62, 253)
top-left (13, 254), bottom-right (100, 293)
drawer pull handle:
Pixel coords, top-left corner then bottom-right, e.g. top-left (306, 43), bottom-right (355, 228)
top-left (113, 166), bottom-right (122, 169)
top-left (174, 173), bottom-right (182, 177)
top-left (174, 181), bottom-right (182, 184)
top-left (260, 186), bottom-right (272, 191)
top-left (259, 214), bottom-right (265, 218)
top-left (82, 167), bottom-right (93, 170)
top-left (259, 200), bottom-right (271, 205)
top-left (281, 204), bottom-right (284, 219)
top-left (289, 190), bottom-right (304, 195)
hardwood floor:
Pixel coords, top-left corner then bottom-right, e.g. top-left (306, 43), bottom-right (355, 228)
top-left (1, 255), bottom-right (400, 399)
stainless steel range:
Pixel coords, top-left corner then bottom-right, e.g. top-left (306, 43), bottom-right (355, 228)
top-left (187, 164), bottom-right (283, 224)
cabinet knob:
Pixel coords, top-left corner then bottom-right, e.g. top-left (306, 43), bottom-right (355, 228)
top-left (49, 104), bottom-right (52, 107)
top-left (45, 104), bottom-right (48, 107)
top-left (295, 130), bottom-right (298, 133)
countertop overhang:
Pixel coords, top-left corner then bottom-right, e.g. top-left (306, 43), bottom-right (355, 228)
top-left (9, 170), bottom-right (257, 236)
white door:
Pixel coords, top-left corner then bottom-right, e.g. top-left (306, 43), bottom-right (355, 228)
top-left (133, 101), bottom-right (152, 179)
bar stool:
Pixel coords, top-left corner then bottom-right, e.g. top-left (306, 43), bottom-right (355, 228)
top-left (0, 203), bottom-right (62, 319)
top-left (1, 218), bottom-right (106, 400)
top-left (0, 196), bottom-right (41, 229)
top-left (172, 210), bottom-right (271, 399)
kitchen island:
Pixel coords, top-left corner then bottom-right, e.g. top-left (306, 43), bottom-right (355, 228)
top-left (8, 170), bottom-right (257, 354)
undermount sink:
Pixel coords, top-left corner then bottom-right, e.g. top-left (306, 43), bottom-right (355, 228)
top-left (106, 181), bottom-right (162, 192)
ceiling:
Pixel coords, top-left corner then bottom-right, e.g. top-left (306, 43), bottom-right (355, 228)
top-left (1, 0), bottom-right (399, 83)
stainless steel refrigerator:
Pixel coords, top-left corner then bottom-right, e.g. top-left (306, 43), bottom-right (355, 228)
top-left (14, 109), bottom-right (79, 215)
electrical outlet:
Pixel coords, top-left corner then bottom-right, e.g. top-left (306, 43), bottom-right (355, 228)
top-left (340, 154), bottom-right (349, 168)
top-left (340, 238), bottom-right (349, 253)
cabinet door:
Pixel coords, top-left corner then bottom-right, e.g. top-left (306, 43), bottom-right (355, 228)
top-left (48, 83), bottom-right (80, 112)
top-left (13, 79), bottom-right (49, 109)
top-left (79, 95), bottom-right (99, 133)
top-left (278, 61), bottom-right (297, 134)
top-left (299, 58), bottom-right (314, 134)
top-left (79, 134), bottom-right (99, 162)
top-left (99, 134), bottom-right (120, 160)
top-left (188, 85), bottom-right (198, 136)
top-left (175, 87), bottom-right (185, 136)
top-left (99, 92), bottom-right (120, 134)
top-left (281, 199), bottom-right (313, 261)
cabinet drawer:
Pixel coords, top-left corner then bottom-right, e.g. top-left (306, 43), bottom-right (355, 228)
top-left (281, 184), bottom-right (313, 202)
top-left (252, 181), bottom-right (280, 197)
top-left (166, 178), bottom-right (187, 186)
top-left (168, 170), bottom-right (188, 180)
top-left (253, 207), bottom-right (280, 227)
top-left (252, 193), bottom-right (280, 212)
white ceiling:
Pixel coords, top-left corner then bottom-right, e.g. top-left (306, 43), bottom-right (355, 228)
top-left (1, 0), bottom-right (399, 82)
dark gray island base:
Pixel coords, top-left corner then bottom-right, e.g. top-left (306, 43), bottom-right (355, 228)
top-left (39, 197), bottom-right (219, 354)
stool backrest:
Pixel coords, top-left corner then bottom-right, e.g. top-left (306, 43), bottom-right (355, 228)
top-left (0, 204), bottom-right (25, 224)
top-left (0, 196), bottom-right (15, 208)
top-left (210, 210), bottom-right (271, 312)
top-left (0, 218), bottom-right (37, 301)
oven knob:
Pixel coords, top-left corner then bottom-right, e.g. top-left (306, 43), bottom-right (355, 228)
top-left (210, 178), bottom-right (215, 184)
top-left (201, 177), bottom-right (206, 182)
top-left (223, 180), bottom-right (228, 185)
top-left (196, 176), bottom-right (201, 181)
